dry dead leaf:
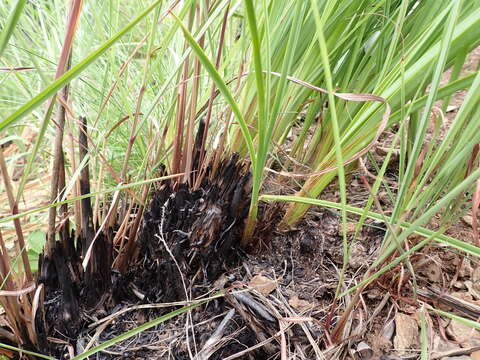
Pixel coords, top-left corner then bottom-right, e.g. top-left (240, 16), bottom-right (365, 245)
top-left (288, 295), bottom-right (312, 311)
top-left (366, 288), bottom-right (383, 300)
top-left (471, 350), bottom-right (480, 360)
top-left (473, 267), bottom-right (480, 283)
top-left (458, 258), bottom-right (474, 279)
top-left (472, 267), bottom-right (480, 299)
top-left (213, 274), bottom-right (228, 290)
top-left (381, 319), bottom-right (395, 341)
top-left (447, 105), bottom-right (459, 112)
top-left (369, 334), bottom-right (392, 358)
top-left (249, 274), bottom-right (277, 296)
top-left (426, 261), bottom-right (442, 283)
top-left (0, 347), bottom-right (14, 358)
top-left (339, 221), bottom-right (357, 235)
top-left (471, 286), bottom-right (480, 301)
top-left (393, 313), bottom-right (419, 354)
top-left (352, 341), bottom-right (373, 360)
top-left (462, 215), bottom-right (474, 227)
top-left (451, 291), bottom-right (480, 306)
top-left (349, 242), bottom-right (368, 269)
top-left (446, 319), bottom-right (480, 347)
top-left (453, 281), bottom-right (467, 290)
top-left (432, 334), bottom-right (459, 353)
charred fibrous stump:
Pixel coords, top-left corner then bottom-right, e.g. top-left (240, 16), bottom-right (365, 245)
top-left (36, 229), bottom-right (114, 353)
top-left (131, 154), bottom-right (251, 302)
top-left (36, 116), bottom-right (116, 351)
top-left (35, 153), bottom-right (251, 358)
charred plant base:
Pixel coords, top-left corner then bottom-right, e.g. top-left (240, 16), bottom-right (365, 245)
top-left (131, 153), bottom-right (251, 303)
top-left (36, 154), bottom-right (252, 358)
top-left (32, 159), bottom-right (398, 359)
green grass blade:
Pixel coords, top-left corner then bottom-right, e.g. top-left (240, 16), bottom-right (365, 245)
top-left (243, 0), bottom-right (269, 239)
top-left (419, 308), bottom-right (429, 360)
top-left (390, 0), bottom-right (462, 219)
top-left (0, 343), bottom-right (55, 360)
top-left (15, 98), bottom-right (55, 201)
top-left (0, 0), bottom-right (27, 57)
top-left (429, 307), bottom-right (480, 331)
top-left (0, 0), bottom-right (164, 131)
top-left (244, 0), bottom-right (266, 144)
top-left (310, 0), bottom-right (348, 296)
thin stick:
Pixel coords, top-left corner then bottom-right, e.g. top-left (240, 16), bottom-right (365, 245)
top-left (78, 116), bottom-right (94, 255)
top-left (194, 308), bottom-right (235, 360)
top-left (45, 0), bottom-right (83, 254)
top-left (432, 345), bottom-right (480, 359)
top-left (46, 83), bottom-right (69, 255)
top-left (183, 4), bottom-right (205, 185)
top-left (0, 228), bottom-right (14, 290)
top-left (0, 148), bottom-right (32, 281)
top-left (197, 4), bottom-right (231, 184)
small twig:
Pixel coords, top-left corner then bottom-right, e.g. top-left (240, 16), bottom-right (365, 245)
top-left (358, 157), bottom-right (397, 186)
top-left (84, 318), bottom-right (113, 354)
top-left (194, 308), bottom-right (235, 360)
top-left (82, 189), bottom-right (121, 270)
top-left (231, 292), bottom-right (276, 323)
top-left (157, 197), bottom-right (196, 358)
top-left (78, 116), bottom-right (95, 255)
top-left (223, 322), bottom-right (296, 360)
top-left (418, 287), bottom-right (480, 319)
top-left (279, 319), bottom-right (287, 360)
top-left (330, 270), bottom-right (372, 344)
top-left (88, 293), bottom-right (227, 328)
top-left (431, 345), bottom-right (480, 359)
top-left (365, 292), bottom-right (391, 332)
top-left (274, 289), bottom-right (325, 359)
top-left (30, 283), bottom-right (44, 345)
top-left (115, 202), bottom-right (143, 271)
top-left (0, 214), bottom-right (15, 290)
top-left (157, 199), bottom-right (189, 300)
top-left (0, 282), bottom-right (35, 297)
top-left (280, 317), bottom-right (318, 360)
top-left (0, 148), bottom-right (32, 281)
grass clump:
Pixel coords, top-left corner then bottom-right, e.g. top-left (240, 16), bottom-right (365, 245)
top-left (1, 0), bottom-right (480, 358)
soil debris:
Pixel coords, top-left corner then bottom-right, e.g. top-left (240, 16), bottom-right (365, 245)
top-left (393, 313), bottom-right (419, 355)
top-left (249, 274), bottom-right (278, 296)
